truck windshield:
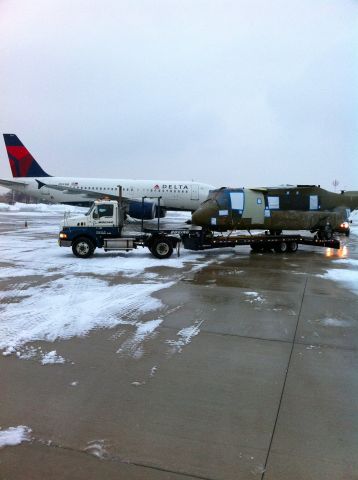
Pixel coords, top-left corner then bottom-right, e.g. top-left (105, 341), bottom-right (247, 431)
top-left (97, 204), bottom-right (114, 218)
top-left (86, 204), bottom-right (95, 215)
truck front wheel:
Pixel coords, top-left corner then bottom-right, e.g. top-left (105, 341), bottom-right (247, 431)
top-left (150, 239), bottom-right (173, 259)
top-left (72, 237), bottom-right (95, 258)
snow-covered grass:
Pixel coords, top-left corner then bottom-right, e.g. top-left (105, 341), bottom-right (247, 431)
top-left (0, 426), bottom-right (32, 448)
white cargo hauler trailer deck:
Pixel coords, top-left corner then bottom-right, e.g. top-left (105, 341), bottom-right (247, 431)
top-left (58, 197), bottom-right (341, 259)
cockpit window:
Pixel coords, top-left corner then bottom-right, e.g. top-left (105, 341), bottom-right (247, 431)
top-left (215, 191), bottom-right (230, 209)
top-left (202, 189), bottom-right (231, 209)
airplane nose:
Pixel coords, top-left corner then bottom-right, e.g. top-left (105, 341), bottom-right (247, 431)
top-left (191, 208), bottom-right (206, 226)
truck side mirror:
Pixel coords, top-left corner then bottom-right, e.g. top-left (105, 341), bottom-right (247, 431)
top-left (93, 211), bottom-right (99, 219)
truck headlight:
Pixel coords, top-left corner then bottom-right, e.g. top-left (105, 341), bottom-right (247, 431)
top-left (340, 222), bottom-right (349, 229)
top-left (59, 232), bottom-right (68, 239)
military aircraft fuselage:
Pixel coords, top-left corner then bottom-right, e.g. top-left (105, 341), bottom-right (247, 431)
top-left (191, 186), bottom-right (358, 234)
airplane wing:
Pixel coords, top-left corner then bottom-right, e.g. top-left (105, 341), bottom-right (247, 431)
top-left (36, 180), bottom-right (107, 198)
top-left (0, 178), bottom-right (29, 188)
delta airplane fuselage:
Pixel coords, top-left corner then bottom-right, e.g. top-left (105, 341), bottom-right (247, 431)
top-left (7, 176), bottom-right (212, 210)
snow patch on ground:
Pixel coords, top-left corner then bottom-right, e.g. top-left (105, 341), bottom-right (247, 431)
top-left (84, 440), bottom-right (108, 459)
top-left (243, 291), bottom-right (265, 303)
top-left (41, 350), bottom-right (66, 365)
top-left (333, 258), bottom-right (358, 268)
top-left (117, 319), bottom-right (163, 358)
top-left (0, 276), bottom-right (174, 351)
top-left (319, 318), bottom-right (352, 327)
top-left (0, 426), bottom-right (32, 448)
top-left (318, 269), bottom-right (358, 294)
top-left (167, 322), bottom-right (202, 353)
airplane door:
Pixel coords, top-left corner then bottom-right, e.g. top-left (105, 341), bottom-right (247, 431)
top-left (191, 184), bottom-right (199, 201)
top-left (242, 189), bottom-right (265, 224)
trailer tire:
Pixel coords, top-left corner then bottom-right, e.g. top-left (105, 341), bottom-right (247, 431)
top-left (274, 241), bottom-right (288, 253)
top-left (287, 241), bottom-right (298, 253)
top-left (72, 237), bottom-right (95, 258)
top-left (150, 238), bottom-right (173, 259)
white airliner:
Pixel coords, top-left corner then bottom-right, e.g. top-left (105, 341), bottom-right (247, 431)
top-left (0, 134), bottom-right (215, 219)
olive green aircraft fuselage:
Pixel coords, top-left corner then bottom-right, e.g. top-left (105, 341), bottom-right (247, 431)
top-left (191, 186), bottom-right (358, 236)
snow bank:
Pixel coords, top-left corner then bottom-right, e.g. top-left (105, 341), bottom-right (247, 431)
top-left (0, 202), bottom-right (86, 214)
top-left (0, 426), bottom-right (32, 448)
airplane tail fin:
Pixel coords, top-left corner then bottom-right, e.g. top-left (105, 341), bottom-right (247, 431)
top-left (3, 134), bottom-right (50, 177)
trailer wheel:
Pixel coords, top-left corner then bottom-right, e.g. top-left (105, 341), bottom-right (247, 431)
top-left (287, 241), bottom-right (298, 253)
top-left (150, 239), bottom-right (173, 259)
top-left (72, 237), bottom-right (95, 258)
top-left (274, 241), bottom-right (288, 253)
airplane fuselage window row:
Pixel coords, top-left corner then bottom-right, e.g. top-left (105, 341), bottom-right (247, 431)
top-left (72, 186), bottom-right (189, 194)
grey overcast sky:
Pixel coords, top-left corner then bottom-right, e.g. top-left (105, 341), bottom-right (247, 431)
top-left (0, 0), bottom-right (357, 189)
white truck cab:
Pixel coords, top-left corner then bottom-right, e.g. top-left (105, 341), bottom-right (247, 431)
top-left (63, 200), bottom-right (120, 228)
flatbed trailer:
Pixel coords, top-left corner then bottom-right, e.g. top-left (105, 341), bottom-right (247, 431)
top-left (142, 228), bottom-right (341, 255)
top-left (178, 230), bottom-right (340, 253)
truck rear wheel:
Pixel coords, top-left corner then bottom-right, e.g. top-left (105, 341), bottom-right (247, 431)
top-left (72, 237), bottom-right (95, 258)
top-left (150, 238), bottom-right (173, 259)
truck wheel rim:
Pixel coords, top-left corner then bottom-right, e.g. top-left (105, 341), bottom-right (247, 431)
top-left (157, 243), bottom-right (169, 255)
top-left (77, 242), bottom-right (89, 254)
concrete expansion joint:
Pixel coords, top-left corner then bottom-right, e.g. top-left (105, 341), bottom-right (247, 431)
top-left (261, 277), bottom-right (308, 480)
top-left (33, 438), bottom-right (217, 480)
top-left (160, 323), bottom-right (293, 345)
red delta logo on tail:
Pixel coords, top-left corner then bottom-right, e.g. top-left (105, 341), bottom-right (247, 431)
top-left (3, 134), bottom-right (50, 177)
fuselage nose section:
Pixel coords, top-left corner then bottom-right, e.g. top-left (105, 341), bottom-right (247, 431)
top-left (192, 200), bottom-right (219, 226)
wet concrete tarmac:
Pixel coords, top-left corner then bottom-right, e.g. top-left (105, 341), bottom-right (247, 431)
top-left (0, 211), bottom-right (358, 479)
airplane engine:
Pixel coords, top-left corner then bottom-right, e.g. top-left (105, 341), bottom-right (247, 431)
top-left (127, 200), bottom-right (156, 220)
top-left (155, 206), bottom-right (167, 218)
